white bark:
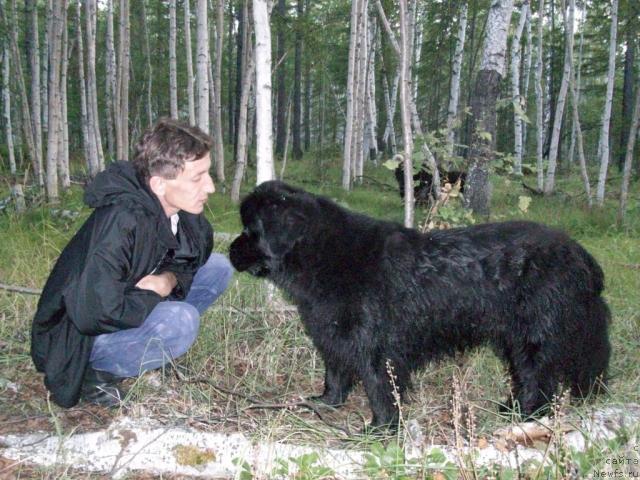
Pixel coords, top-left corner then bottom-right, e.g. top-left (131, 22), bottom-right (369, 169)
top-left (521, 6), bottom-right (532, 155)
top-left (535, 0), bottom-right (544, 191)
top-left (142, 0), bottom-right (153, 126)
top-left (543, 0), bottom-right (572, 194)
top-left (446, 3), bottom-right (468, 157)
top-left (510, 0), bottom-right (529, 176)
top-left (105, 0), bottom-right (116, 155)
top-left (59, 5), bottom-right (70, 189)
top-left (342, 0), bottom-right (361, 190)
top-left (618, 76), bottom-right (640, 222)
top-left (196, 0), bottom-right (210, 133)
top-left (41, 0), bottom-right (49, 143)
top-left (27, 0), bottom-right (43, 187)
top-left (253, 0), bottom-right (276, 185)
top-left (213, 0), bottom-right (225, 182)
top-left (2, 46), bottom-right (26, 212)
top-left (86, 0), bottom-right (104, 173)
top-left (596, 0), bottom-right (619, 206)
top-left (480, 0), bottom-right (514, 76)
top-left (169, 0), bottom-right (178, 119)
top-left (185, 0), bottom-right (196, 125)
top-left (568, 6), bottom-right (584, 166)
top-left (116, 0), bottom-right (130, 160)
top-left (76, 1), bottom-right (91, 172)
top-left (399, 0), bottom-right (414, 228)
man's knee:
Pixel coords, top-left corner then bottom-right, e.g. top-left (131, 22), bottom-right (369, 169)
top-left (175, 302), bottom-right (200, 345)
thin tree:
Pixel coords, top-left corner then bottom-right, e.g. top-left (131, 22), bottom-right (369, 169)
top-left (292, 0), bottom-right (304, 160)
top-left (86, 0), bottom-right (104, 172)
top-left (59, 4), bottom-right (70, 189)
top-left (185, 0), bottom-right (196, 125)
top-left (105, 0), bottom-right (117, 156)
top-left (76, 1), bottom-right (92, 173)
top-left (2, 46), bottom-right (26, 212)
top-left (446, 3), bottom-right (468, 158)
top-left (196, 0), bottom-right (210, 133)
top-left (534, 0), bottom-right (544, 191)
top-left (26, 0), bottom-right (43, 186)
top-left (595, 0), bottom-right (619, 206)
top-left (342, 0), bottom-right (361, 190)
top-left (142, 0), bottom-right (153, 127)
top-left (116, 0), bottom-right (130, 160)
top-left (399, 0), bottom-right (414, 227)
top-left (275, 0), bottom-right (287, 157)
top-left (618, 73), bottom-right (640, 223)
top-left (464, 0), bottom-right (514, 216)
top-left (510, 0), bottom-right (529, 176)
top-left (254, 0), bottom-right (276, 184)
top-left (213, 0), bottom-right (225, 182)
top-left (169, 0), bottom-right (178, 119)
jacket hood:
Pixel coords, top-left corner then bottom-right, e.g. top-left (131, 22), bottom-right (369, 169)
top-left (84, 161), bottom-right (162, 215)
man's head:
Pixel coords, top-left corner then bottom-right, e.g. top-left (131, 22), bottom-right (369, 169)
top-left (133, 118), bottom-right (215, 216)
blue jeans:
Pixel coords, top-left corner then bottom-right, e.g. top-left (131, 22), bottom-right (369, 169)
top-left (89, 253), bottom-right (233, 378)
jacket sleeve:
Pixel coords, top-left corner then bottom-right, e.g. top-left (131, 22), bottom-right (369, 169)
top-left (63, 209), bottom-right (164, 335)
top-left (159, 214), bottom-right (214, 299)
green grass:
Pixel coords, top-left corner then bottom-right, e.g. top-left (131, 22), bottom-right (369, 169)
top-left (0, 156), bottom-right (639, 478)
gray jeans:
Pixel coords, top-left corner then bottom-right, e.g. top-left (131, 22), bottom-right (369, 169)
top-left (89, 253), bottom-right (233, 377)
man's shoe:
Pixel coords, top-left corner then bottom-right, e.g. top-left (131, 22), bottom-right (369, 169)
top-left (81, 368), bottom-right (126, 408)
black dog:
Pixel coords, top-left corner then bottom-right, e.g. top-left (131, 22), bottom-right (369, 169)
top-left (394, 165), bottom-right (466, 204)
top-left (229, 181), bottom-right (610, 428)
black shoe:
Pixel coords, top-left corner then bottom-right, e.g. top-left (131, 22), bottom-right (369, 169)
top-left (81, 368), bottom-right (126, 408)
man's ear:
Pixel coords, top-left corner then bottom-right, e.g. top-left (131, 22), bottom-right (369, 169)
top-left (149, 175), bottom-right (166, 197)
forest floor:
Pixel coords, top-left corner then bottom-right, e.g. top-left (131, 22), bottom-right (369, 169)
top-left (1, 158), bottom-right (639, 478)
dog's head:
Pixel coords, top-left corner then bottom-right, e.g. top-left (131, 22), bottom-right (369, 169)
top-left (229, 181), bottom-right (312, 277)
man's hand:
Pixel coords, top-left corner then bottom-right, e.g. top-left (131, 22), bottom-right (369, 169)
top-left (135, 272), bottom-right (177, 297)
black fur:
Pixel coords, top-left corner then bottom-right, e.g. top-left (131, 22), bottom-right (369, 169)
top-left (394, 165), bottom-right (466, 204)
top-left (229, 181), bottom-right (610, 428)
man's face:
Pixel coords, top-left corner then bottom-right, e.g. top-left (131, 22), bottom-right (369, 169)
top-left (153, 154), bottom-right (215, 216)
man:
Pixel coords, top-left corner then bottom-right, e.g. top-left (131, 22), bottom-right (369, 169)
top-left (31, 118), bottom-right (233, 408)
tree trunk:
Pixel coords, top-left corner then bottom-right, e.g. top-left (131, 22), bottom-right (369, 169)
top-left (446, 2), bottom-right (468, 158)
top-left (464, 0), bottom-right (514, 216)
top-left (26, 0), bottom-right (43, 186)
top-left (116, 0), bottom-right (130, 160)
top-left (2, 46), bottom-right (26, 212)
top-left (169, 0), bottom-right (178, 119)
top-left (292, 0), bottom-right (304, 160)
top-left (275, 0), bottom-right (287, 156)
top-left (617, 25), bottom-right (635, 172)
top-left (535, 0), bottom-right (544, 191)
top-left (227, 1), bottom-right (235, 144)
top-left (59, 4), bottom-right (70, 189)
top-left (105, 0), bottom-right (117, 157)
top-left (76, 1), bottom-right (92, 174)
top-left (234, 1), bottom-right (246, 157)
top-left (342, 0), bottom-right (360, 190)
top-left (543, 0), bottom-right (572, 194)
top-left (213, 0), bottom-right (225, 182)
top-left (595, 0), bottom-right (618, 206)
top-left (231, 41), bottom-right (255, 202)
top-left (196, 0), bottom-right (210, 133)
top-left (521, 6), bottom-right (532, 158)
top-left (399, 0), bottom-right (414, 227)
top-left (618, 74), bottom-right (640, 223)
top-left (510, 0), bottom-right (528, 176)
top-left (86, 0), bottom-right (104, 170)
top-left (185, 0), bottom-right (196, 125)
top-left (253, 0), bottom-right (275, 184)
top-left (142, 0), bottom-right (153, 127)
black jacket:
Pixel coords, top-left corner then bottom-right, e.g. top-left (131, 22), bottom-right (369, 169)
top-left (31, 161), bottom-right (213, 407)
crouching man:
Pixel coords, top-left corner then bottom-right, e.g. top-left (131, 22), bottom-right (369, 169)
top-left (31, 118), bottom-right (233, 408)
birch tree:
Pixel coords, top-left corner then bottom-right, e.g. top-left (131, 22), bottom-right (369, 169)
top-left (86, 0), bottom-right (104, 173)
top-left (105, 0), bottom-right (116, 156)
top-left (618, 74), bottom-right (640, 223)
top-left (59, 5), bottom-right (70, 189)
top-left (116, 0), bottom-right (130, 160)
top-left (534, 0), bottom-right (544, 191)
top-left (342, 0), bottom-right (361, 190)
top-left (26, 0), bottom-right (43, 186)
top-left (76, 1), bottom-right (92, 173)
top-left (196, 0), bottom-right (210, 133)
top-left (213, 0), bottom-right (225, 182)
top-left (185, 0), bottom-right (196, 125)
top-left (543, 0), bottom-right (572, 194)
top-left (2, 46), bottom-right (26, 212)
top-left (510, 0), bottom-right (529, 176)
top-left (141, 0), bottom-right (153, 127)
top-left (254, 0), bottom-right (276, 184)
top-left (169, 0), bottom-right (178, 119)
top-left (446, 3), bottom-right (468, 158)
top-left (595, 0), bottom-right (619, 206)
top-left (464, 0), bottom-right (514, 216)
top-left (399, 0), bottom-right (414, 227)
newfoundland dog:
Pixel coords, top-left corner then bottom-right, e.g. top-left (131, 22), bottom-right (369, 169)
top-left (229, 181), bottom-right (610, 428)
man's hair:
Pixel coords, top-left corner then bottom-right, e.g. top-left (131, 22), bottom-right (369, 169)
top-left (132, 118), bottom-right (213, 181)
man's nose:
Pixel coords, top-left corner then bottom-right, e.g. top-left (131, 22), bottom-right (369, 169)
top-left (205, 174), bottom-right (215, 194)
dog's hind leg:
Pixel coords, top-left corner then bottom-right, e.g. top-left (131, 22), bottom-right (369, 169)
top-left (311, 362), bottom-right (355, 407)
top-left (361, 358), bottom-right (410, 428)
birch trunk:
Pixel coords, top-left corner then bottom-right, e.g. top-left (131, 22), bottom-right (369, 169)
top-left (231, 43), bottom-right (255, 202)
top-left (254, 0), bottom-right (275, 184)
top-left (169, 0), bottom-right (178, 119)
top-left (565, 0), bottom-right (591, 206)
top-left (41, 0), bottom-right (49, 142)
top-left (399, 0), bottom-right (414, 227)
top-left (76, 1), bottom-right (91, 172)
top-left (342, 0), bottom-right (360, 190)
top-left (86, 0), bottom-right (104, 172)
top-left (59, 5), bottom-right (70, 189)
top-left (618, 75), bottom-right (640, 222)
top-left (568, 6), bottom-right (585, 166)
top-left (464, 0), bottom-right (514, 216)
top-left (45, 0), bottom-right (66, 202)
top-left (26, 0), bottom-right (43, 186)
top-left (366, 17), bottom-right (378, 161)
top-left (595, 0), bottom-right (619, 206)
top-left (185, 0), bottom-right (196, 125)
top-left (446, 3), bottom-right (468, 158)
top-left (142, 0), bottom-right (153, 126)
top-left (521, 7), bottom-right (532, 157)
top-left (510, 0), bottom-right (528, 176)
top-left (543, 0), bottom-right (572, 194)
top-left (2, 46), bottom-right (26, 212)
top-left (196, 0), bottom-right (210, 133)
top-left (116, 0), bottom-right (130, 160)
top-left (275, 0), bottom-right (287, 156)
top-left (535, 0), bottom-right (544, 191)
top-left (292, 0), bottom-right (303, 160)
top-left (105, 0), bottom-right (116, 156)
top-left (213, 0), bottom-right (225, 182)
